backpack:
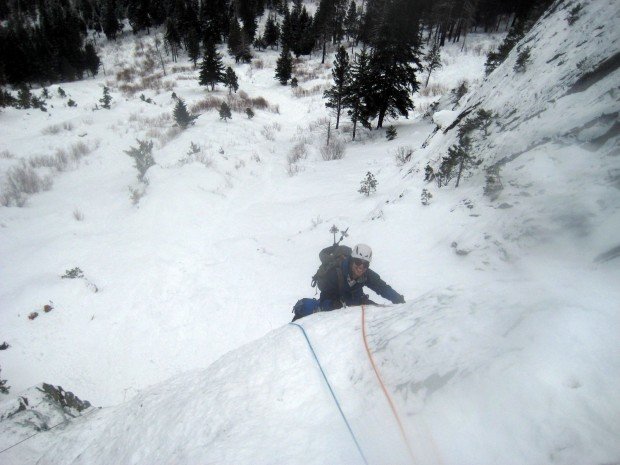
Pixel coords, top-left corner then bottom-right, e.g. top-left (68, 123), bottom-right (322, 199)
top-left (311, 245), bottom-right (352, 291)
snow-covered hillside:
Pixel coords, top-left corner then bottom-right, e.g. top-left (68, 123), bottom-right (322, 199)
top-left (1, 0), bottom-right (619, 463)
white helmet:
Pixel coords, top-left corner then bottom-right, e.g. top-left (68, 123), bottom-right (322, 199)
top-left (351, 243), bottom-right (372, 263)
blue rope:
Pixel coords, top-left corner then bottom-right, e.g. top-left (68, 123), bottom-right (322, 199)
top-left (290, 322), bottom-right (369, 465)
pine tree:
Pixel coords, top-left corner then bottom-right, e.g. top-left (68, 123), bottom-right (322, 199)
top-left (124, 139), bottom-right (155, 182)
top-left (0, 367), bottom-right (9, 394)
top-left (103, 0), bottom-right (121, 41)
top-left (128, 0), bottom-right (152, 34)
top-left (344, 0), bottom-right (359, 42)
top-left (513, 46), bottom-right (531, 73)
top-left (228, 18), bottom-right (243, 57)
top-left (199, 41), bottom-right (226, 91)
top-left (173, 98), bottom-right (198, 129)
top-left (84, 43), bottom-right (101, 76)
top-left (365, 0), bottom-right (423, 128)
top-left (165, 18), bottom-right (182, 63)
top-left (386, 125), bottom-right (397, 140)
top-left (99, 86), bottom-right (112, 109)
top-left (344, 47), bottom-right (372, 140)
top-left (424, 41), bottom-right (442, 87)
top-left (358, 171), bottom-right (378, 196)
top-left (275, 46), bottom-right (293, 85)
top-left (224, 67), bottom-right (239, 94)
top-left (219, 101), bottom-right (232, 121)
top-left (17, 84), bottom-right (32, 109)
top-left (323, 45), bottom-right (350, 129)
top-left (264, 15), bottom-right (280, 49)
top-left (186, 26), bottom-right (202, 68)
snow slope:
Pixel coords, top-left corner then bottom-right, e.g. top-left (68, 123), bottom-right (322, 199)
top-left (1, 0), bottom-right (619, 463)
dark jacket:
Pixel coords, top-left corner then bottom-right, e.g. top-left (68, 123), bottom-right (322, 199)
top-left (319, 257), bottom-right (405, 311)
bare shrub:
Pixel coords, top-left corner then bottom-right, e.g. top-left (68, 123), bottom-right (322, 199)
top-left (292, 62), bottom-right (322, 82)
top-left (171, 65), bottom-right (192, 73)
top-left (292, 84), bottom-right (324, 98)
top-left (158, 126), bottom-right (182, 147)
top-left (42, 121), bottom-right (75, 135)
top-left (320, 137), bottom-right (346, 161)
top-left (252, 59), bottom-right (264, 69)
top-left (73, 208), bottom-right (84, 221)
top-left (116, 67), bottom-right (136, 82)
top-left (293, 126), bottom-right (313, 145)
top-left (177, 151), bottom-right (213, 168)
top-left (287, 142), bottom-right (308, 164)
top-left (394, 145), bottom-right (414, 166)
top-left (1, 161), bottom-right (53, 206)
top-left (286, 162), bottom-right (303, 177)
top-left (249, 96), bottom-right (269, 110)
top-left (27, 141), bottom-right (95, 172)
top-left (0, 150), bottom-right (15, 160)
top-left (261, 122), bottom-right (281, 141)
top-left (308, 117), bottom-right (330, 133)
top-left (261, 125), bottom-right (276, 141)
top-left (129, 185), bottom-right (146, 205)
top-left (419, 83), bottom-right (448, 97)
top-left (191, 96), bottom-right (223, 113)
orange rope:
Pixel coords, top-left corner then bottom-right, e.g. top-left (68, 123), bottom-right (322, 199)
top-left (361, 304), bottom-right (417, 464)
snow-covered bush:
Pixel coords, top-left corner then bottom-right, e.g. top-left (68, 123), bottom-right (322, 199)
top-left (1, 161), bottom-right (53, 207)
top-left (320, 137), bottom-right (345, 161)
top-left (287, 142), bottom-right (308, 164)
top-left (358, 171), bottom-right (377, 196)
top-left (42, 121), bottom-right (75, 135)
top-left (0, 367), bottom-right (9, 394)
top-left (394, 145), bottom-right (414, 166)
top-left (124, 139), bottom-right (155, 182)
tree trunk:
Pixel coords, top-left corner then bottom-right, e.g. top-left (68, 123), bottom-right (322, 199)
top-left (335, 100), bottom-right (341, 129)
top-left (455, 157), bottom-right (464, 187)
top-left (377, 106), bottom-right (386, 128)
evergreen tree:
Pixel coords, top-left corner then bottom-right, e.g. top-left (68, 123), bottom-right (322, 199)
top-left (280, 6), bottom-right (293, 49)
top-left (173, 98), bottom-right (198, 129)
top-left (245, 107), bottom-right (255, 119)
top-left (84, 43), bottom-right (101, 76)
top-left (424, 40), bottom-right (442, 87)
top-left (290, 3), bottom-right (314, 56)
top-left (17, 85), bottom-right (32, 109)
top-left (228, 18), bottom-right (243, 57)
top-left (124, 139), bottom-right (155, 182)
top-left (186, 26), bottom-right (202, 68)
top-left (224, 66), bottom-right (239, 94)
top-left (199, 41), bottom-right (226, 91)
top-left (219, 101), bottom-right (232, 121)
top-left (99, 86), bottom-right (112, 109)
top-left (165, 18), bottom-right (182, 62)
top-left (200, 0), bottom-right (229, 44)
top-left (103, 0), bottom-right (121, 41)
top-left (365, 0), bottom-right (423, 128)
top-left (358, 171), bottom-right (378, 196)
top-left (275, 45), bottom-right (293, 85)
top-left (0, 367), bottom-right (9, 394)
top-left (323, 46), bottom-right (350, 129)
top-left (513, 46), bottom-right (531, 73)
top-left (127, 0), bottom-right (152, 34)
top-left (344, 47), bottom-right (372, 140)
top-left (344, 0), bottom-right (359, 42)
top-left (149, 0), bottom-right (167, 27)
top-left (264, 15), bottom-right (280, 49)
